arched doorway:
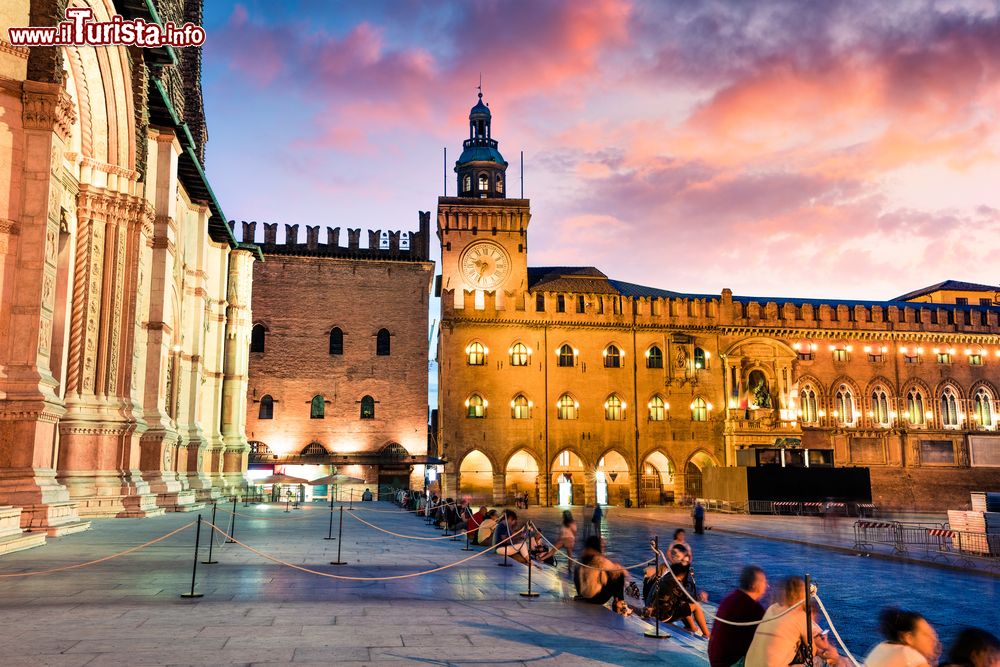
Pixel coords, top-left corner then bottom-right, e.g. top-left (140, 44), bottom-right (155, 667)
top-left (458, 450), bottom-right (493, 501)
top-left (505, 449), bottom-right (539, 505)
top-left (642, 451), bottom-right (676, 505)
top-left (551, 449), bottom-right (585, 506)
top-left (596, 451), bottom-right (631, 506)
top-left (685, 451), bottom-right (716, 500)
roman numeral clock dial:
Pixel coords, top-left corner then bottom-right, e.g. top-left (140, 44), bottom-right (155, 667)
top-left (459, 241), bottom-right (511, 290)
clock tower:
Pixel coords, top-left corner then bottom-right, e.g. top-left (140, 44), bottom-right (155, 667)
top-left (438, 93), bottom-right (530, 309)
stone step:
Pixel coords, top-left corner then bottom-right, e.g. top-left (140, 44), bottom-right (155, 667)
top-left (0, 530), bottom-right (45, 555)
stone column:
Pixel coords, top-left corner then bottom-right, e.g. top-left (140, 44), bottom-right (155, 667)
top-left (584, 469), bottom-right (597, 507)
top-left (442, 471), bottom-right (458, 498)
top-left (0, 81), bottom-right (89, 534)
top-left (221, 248), bottom-right (255, 491)
top-left (491, 472), bottom-right (506, 506)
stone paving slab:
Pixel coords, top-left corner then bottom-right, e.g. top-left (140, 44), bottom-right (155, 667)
top-left (0, 503), bottom-right (707, 666)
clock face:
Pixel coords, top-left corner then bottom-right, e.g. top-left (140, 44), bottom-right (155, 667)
top-left (460, 241), bottom-right (511, 290)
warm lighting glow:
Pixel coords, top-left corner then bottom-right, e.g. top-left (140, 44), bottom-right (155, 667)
top-left (933, 347), bottom-right (941, 354)
top-left (867, 410), bottom-right (874, 417)
top-left (949, 348), bottom-right (957, 355)
top-left (818, 409), bottom-right (826, 417)
top-left (828, 344), bottom-right (836, 351)
top-left (810, 343), bottom-right (818, 351)
top-left (703, 351), bottom-right (710, 359)
top-left (845, 345), bottom-right (853, 352)
top-left (900, 346), bottom-right (909, 354)
top-left (965, 348), bottom-right (973, 355)
top-left (881, 345), bottom-right (888, 353)
top-left (664, 402), bottom-right (670, 410)
top-left (890, 410), bottom-right (897, 419)
top-left (832, 410), bottom-right (839, 417)
top-left (864, 345), bottom-right (872, 353)
top-left (793, 342), bottom-right (801, 350)
top-left (510, 400), bottom-right (516, 408)
top-left (528, 400), bottom-right (534, 408)
top-left (706, 402), bottom-right (713, 410)
top-left (526, 347), bottom-right (532, 354)
top-left (925, 410), bottom-right (933, 419)
top-left (790, 421), bottom-right (797, 428)
top-left (482, 399), bottom-right (489, 408)
top-left (729, 399), bottom-right (737, 409)
top-left (573, 348), bottom-right (579, 355)
top-left (621, 401), bottom-right (627, 409)
top-left (172, 344), bottom-right (182, 352)
top-left (644, 349), bottom-right (650, 357)
top-left (916, 347), bottom-right (924, 354)
top-left (464, 399), bottom-right (470, 407)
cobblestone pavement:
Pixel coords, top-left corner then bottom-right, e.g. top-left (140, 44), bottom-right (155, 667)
top-left (0, 503), bottom-right (706, 666)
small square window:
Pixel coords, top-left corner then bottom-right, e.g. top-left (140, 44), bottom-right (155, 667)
top-left (832, 349), bottom-right (849, 362)
top-left (797, 352), bottom-right (814, 361)
top-left (937, 353), bottom-right (952, 364)
top-left (970, 354), bottom-right (984, 366)
top-left (867, 354), bottom-right (883, 363)
top-left (904, 355), bottom-right (919, 364)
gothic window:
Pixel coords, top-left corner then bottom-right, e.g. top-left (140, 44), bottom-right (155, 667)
top-left (648, 395), bottom-right (666, 421)
top-left (250, 323), bottom-right (266, 353)
top-left (376, 328), bottom-right (391, 356)
top-left (940, 388), bottom-right (959, 428)
top-left (510, 342), bottom-right (529, 367)
top-left (360, 395), bottom-right (375, 420)
top-left (511, 394), bottom-right (530, 419)
top-left (557, 393), bottom-right (578, 420)
top-left (259, 395), bottom-right (274, 420)
top-left (907, 389), bottom-right (926, 425)
top-left (463, 175), bottom-right (471, 192)
top-left (800, 387), bottom-right (818, 424)
top-left (478, 173), bottom-right (489, 192)
top-left (557, 344), bottom-right (575, 367)
top-left (693, 347), bottom-right (708, 369)
top-left (496, 175), bottom-right (504, 193)
top-left (466, 393), bottom-right (486, 418)
top-left (605, 394), bottom-right (624, 421)
top-left (604, 344), bottom-right (622, 368)
top-left (835, 386), bottom-right (855, 424)
top-left (310, 395), bottom-right (325, 419)
top-left (974, 388), bottom-right (994, 427)
top-left (691, 397), bottom-right (708, 422)
top-left (329, 327), bottom-right (343, 355)
top-left (647, 346), bottom-right (663, 369)
top-left (871, 388), bottom-right (890, 426)
top-left (466, 342), bottom-right (486, 366)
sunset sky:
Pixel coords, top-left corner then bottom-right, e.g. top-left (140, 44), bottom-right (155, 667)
top-left (201, 0), bottom-right (1000, 301)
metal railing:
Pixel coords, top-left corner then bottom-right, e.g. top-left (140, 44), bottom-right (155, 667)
top-left (853, 519), bottom-right (1000, 567)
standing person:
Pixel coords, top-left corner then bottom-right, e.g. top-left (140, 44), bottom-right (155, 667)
top-left (865, 608), bottom-right (941, 667)
top-left (592, 503), bottom-right (604, 532)
top-left (708, 566), bottom-right (768, 667)
top-left (540, 510), bottom-right (577, 574)
top-left (744, 576), bottom-right (841, 667)
top-left (943, 628), bottom-right (1000, 667)
top-left (693, 501), bottom-right (706, 535)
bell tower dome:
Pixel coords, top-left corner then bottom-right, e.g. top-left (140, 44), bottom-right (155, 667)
top-left (455, 92), bottom-right (508, 198)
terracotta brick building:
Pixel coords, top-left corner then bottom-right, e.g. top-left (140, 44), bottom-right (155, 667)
top-left (241, 219), bottom-right (435, 496)
top-left (436, 96), bottom-right (1000, 511)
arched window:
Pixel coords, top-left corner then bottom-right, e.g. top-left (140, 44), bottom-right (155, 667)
top-left (605, 394), bottom-right (624, 420)
top-left (478, 173), bottom-right (489, 192)
top-left (691, 397), bottom-right (708, 422)
top-left (510, 342), bottom-right (529, 367)
top-left (511, 394), bottom-right (531, 419)
top-left (259, 395), bottom-right (274, 420)
top-left (648, 395), bottom-right (666, 421)
top-left (604, 344), bottom-right (622, 368)
top-left (871, 388), bottom-right (890, 426)
top-left (557, 393), bottom-right (578, 420)
top-left (907, 389), bottom-right (926, 425)
top-left (647, 346), bottom-right (663, 369)
top-left (466, 393), bottom-right (486, 418)
top-left (974, 388), bottom-right (994, 427)
top-left (940, 388), bottom-right (959, 427)
top-left (800, 387), bottom-right (818, 424)
top-left (360, 395), bottom-right (375, 420)
top-left (835, 385), bottom-right (854, 424)
top-left (329, 327), bottom-right (343, 355)
top-left (376, 328), bottom-right (391, 356)
top-left (496, 175), bottom-right (504, 193)
top-left (466, 342), bottom-right (486, 366)
top-left (463, 175), bottom-right (471, 192)
top-left (310, 395), bottom-right (325, 419)
top-left (250, 324), bottom-right (266, 353)
top-left (693, 347), bottom-right (708, 369)
top-left (557, 344), bottom-right (575, 368)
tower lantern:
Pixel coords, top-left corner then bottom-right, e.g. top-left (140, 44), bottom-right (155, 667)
top-left (455, 92), bottom-right (508, 199)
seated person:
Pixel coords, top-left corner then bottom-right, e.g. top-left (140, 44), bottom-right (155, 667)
top-left (466, 506), bottom-right (487, 541)
top-left (574, 535), bottom-right (632, 616)
top-left (643, 562), bottom-right (711, 639)
top-left (668, 543), bottom-right (707, 602)
top-left (744, 576), bottom-right (841, 667)
top-left (539, 511), bottom-right (577, 572)
top-left (477, 509), bottom-right (498, 546)
top-left (707, 565), bottom-right (767, 667)
top-left (361, 488), bottom-right (373, 502)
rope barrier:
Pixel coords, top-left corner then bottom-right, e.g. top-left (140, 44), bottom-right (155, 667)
top-left (352, 500), bottom-right (457, 514)
top-left (0, 521), bottom-right (195, 578)
top-left (815, 594), bottom-right (862, 667)
top-left (536, 531), bottom-right (656, 571)
top-left (214, 506), bottom-right (323, 522)
top-left (204, 521), bottom-right (526, 582)
top-left (348, 512), bottom-right (480, 541)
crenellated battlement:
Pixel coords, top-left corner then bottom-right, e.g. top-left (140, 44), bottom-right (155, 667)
top-left (230, 211), bottom-right (431, 262)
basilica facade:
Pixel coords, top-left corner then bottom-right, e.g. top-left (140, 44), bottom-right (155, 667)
top-left (436, 96), bottom-right (1000, 512)
top-left (0, 0), bottom-right (256, 549)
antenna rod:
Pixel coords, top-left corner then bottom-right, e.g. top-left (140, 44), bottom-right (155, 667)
top-left (520, 150), bottom-right (524, 198)
top-left (444, 147), bottom-right (447, 197)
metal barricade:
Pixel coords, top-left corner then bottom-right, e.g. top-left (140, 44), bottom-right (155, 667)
top-left (853, 520), bottom-right (901, 553)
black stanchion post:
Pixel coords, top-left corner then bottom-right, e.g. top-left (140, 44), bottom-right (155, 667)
top-left (520, 523), bottom-right (539, 598)
top-left (202, 503), bottom-right (218, 564)
top-left (330, 505), bottom-right (347, 565)
top-left (804, 574), bottom-right (814, 667)
top-left (462, 524), bottom-right (473, 551)
top-left (226, 496), bottom-right (237, 544)
top-left (348, 488), bottom-right (354, 511)
top-left (243, 482), bottom-right (249, 507)
top-left (180, 514), bottom-right (205, 598)
top-left (497, 516), bottom-right (512, 567)
top-left (284, 493), bottom-right (290, 513)
top-left (324, 489), bottom-right (337, 540)
top-left (644, 536), bottom-right (670, 639)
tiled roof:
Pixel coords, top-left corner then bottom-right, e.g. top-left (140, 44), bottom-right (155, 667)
top-left (893, 280), bottom-right (997, 302)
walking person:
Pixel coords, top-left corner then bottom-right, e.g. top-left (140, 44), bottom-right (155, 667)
top-left (693, 501), bottom-right (706, 534)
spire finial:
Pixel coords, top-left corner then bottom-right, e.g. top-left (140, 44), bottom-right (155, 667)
top-left (477, 73), bottom-right (482, 99)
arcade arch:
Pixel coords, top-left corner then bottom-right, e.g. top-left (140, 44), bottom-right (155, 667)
top-left (595, 450), bottom-right (631, 506)
top-left (458, 450), bottom-right (493, 501)
top-left (684, 451), bottom-right (717, 500)
top-left (551, 448), bottom-right (585, 506)
top-left (505, 449), bottom-right (540, 504)
top-left (641, 450), bottom-right (676, 505)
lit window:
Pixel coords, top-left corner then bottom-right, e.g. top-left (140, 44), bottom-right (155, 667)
top-left (310, 395), bottom-right (325, 419)
top-left (329, 327), bottom-right (343, 355)
top-left (648, 395), bottom-right (666, 421)
top-left (557, 344), bottom-right (575, 368)
top-left (259, 395), bottom-right (273, 420)
top-left (463, 175), bottom-right (471, 192)
top-left (605, 394), bottom-right (624, 420)
top-left (557, 393), bottom-right (578, 420)
top-left (376, 328), bottom-right (391, 356)
top-left (559, 450), bottom-right (570, 466)
top-left (691, 397), bottom-right (708, 422)
top-left (871, 388), bottom-right (890, 426)
top-left (466, 394), bottom-right (486, 419)
top-left (478, 173), bottom-right (489, 192)
top-left (940, 389), bottom-right (959, 428)
top-left (906, 389), bottom-right (926, 425)
top-left (800, 388), bottom-right (818, 424)
top-left (360, 395), bottom-right (375, 420)
top-left (511, 394), bottom-right (530, 419)
top-left (835, 386), bottom-right (854, 424)
top-left (970, 354), bottom-right (984, 366)
top-left (250, 323), bottom-right (266, 353)
top-left (647, 346), bottom-right (663, 369)
top-left (510, 342), bottom-right (529, 367)
top-left (974, 388), bottom-right (994, 427)
top-left (693, 347), bottom-right (708, 369)
top-left (467, 342), bottom-right (486, 366)
top-left (937, 352), bottom-right (952, 364)
top-left (604, 345), bottom-right (622, 368)
top-left (832, 348), bottom-right (849, 362)
top-left (496, 175), bottom-right (503, 194)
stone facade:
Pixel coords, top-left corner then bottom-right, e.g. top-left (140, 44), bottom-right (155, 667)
top-left (436, 99), bottom-right (1000, 512)
top-left (242, 218), bottom-right (434, 494)
top-left (0, 0), bottom-right (256, 533)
